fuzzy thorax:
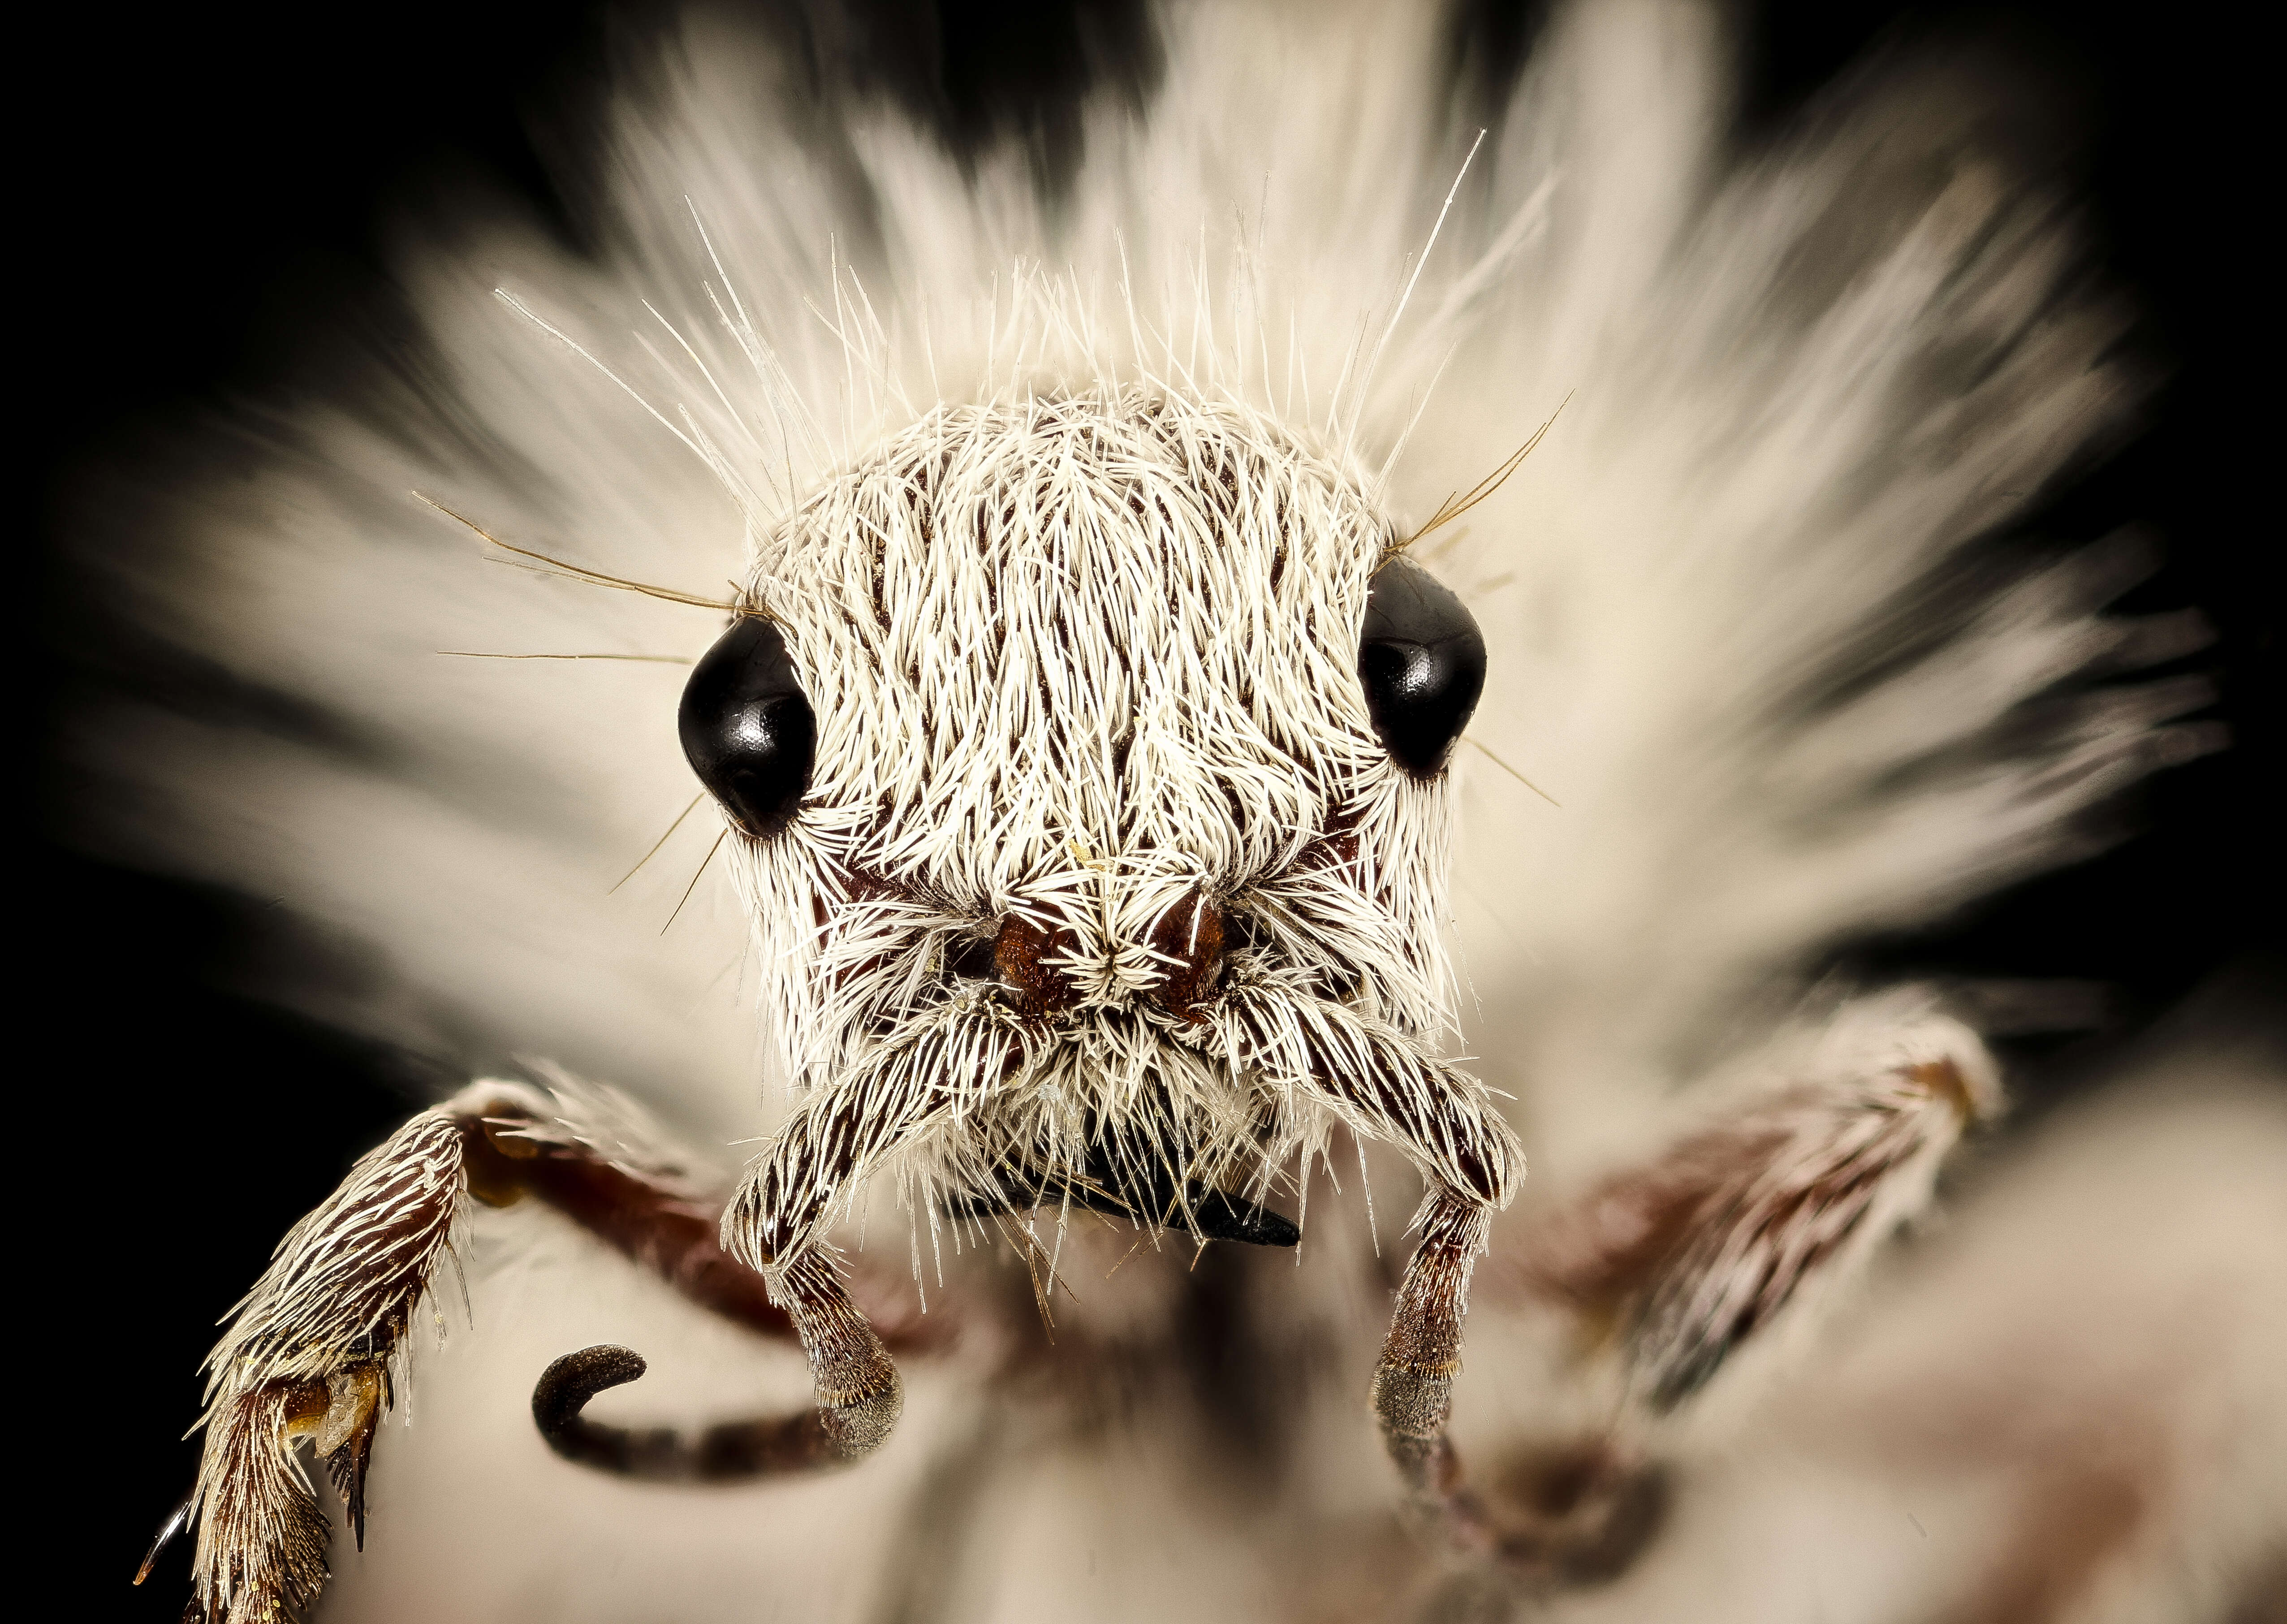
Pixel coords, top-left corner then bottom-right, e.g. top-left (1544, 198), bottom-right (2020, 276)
top-left (718, 388), bottom-right (1517, 1267)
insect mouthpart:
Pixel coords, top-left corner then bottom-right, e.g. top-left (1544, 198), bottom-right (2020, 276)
top-left (945, 884), bottom-right (1233, 1026)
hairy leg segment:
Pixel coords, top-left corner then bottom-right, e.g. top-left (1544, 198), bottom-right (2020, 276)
top-left (147, 1075), bottom-right (939, 1624)
top-left (1217, 993), bottom-right (1519, 1537)
top-left (534, 1244), bottom-right (901, 1479)
top-left (1371, 1186), bottom-right (1494, 1508)
top-left (1215, 986), bottom-right (1524, 1542)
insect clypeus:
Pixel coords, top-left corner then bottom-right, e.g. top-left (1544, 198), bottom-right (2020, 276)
top-left (118, 3), bottom-right (2224, 1620)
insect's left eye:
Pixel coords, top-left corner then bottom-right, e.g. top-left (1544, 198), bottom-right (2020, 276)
top-left (1357, 556), bottom-right (1486, 780)
top-left (678, 615), bottom-right (816, 838)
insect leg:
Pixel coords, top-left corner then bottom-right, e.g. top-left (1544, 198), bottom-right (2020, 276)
top-left (689, 1009), bottom-right (1020, 1464)
top-left (1217, 989), bottom-right (1520, 1523)
top-left (504, 1060), bottom-right (967, 1475)
top-left (1369, 1183), bottom-right (1493, 1503)
top-left (164, 1103), bottom-right (465, 1624)
top-left (155, 1075), bottom-right (939, 1622)
top-left (528, 1245), bottom-right (896, 1477)
top-left (1509, 997), bottom-right (2002, 1409)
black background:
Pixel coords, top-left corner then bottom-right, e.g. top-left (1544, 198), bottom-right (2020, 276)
top-left (23, 2), bottom-right (2273, 1613)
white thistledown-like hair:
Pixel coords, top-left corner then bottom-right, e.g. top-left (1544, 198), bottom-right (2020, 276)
top-left (72, 2), bottom-right (2285, 1621)
top-left (724, 391), bottom-right (1501, 1270)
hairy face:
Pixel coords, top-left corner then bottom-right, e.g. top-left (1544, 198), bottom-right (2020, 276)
top-left (691, 389), bottom-right (1489, 1218)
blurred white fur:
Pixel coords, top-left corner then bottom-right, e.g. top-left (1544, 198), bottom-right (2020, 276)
top-left (75, 0), bottom-right (2205, 1131)
top-left (73, 0), bottom-right (2276, 1619)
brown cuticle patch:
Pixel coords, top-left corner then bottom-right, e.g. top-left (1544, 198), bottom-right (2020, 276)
top-left (1146, 885), bottom-right (1226, 1021)
top-left (994, 911), bottom-right (1081, 1016)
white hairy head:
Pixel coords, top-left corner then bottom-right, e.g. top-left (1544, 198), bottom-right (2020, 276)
top-left (724, 384), bottom-right (1473, 1222)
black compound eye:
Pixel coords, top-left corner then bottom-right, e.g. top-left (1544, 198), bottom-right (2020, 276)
top-left (678, 615), bottom-right (815, 838)
top-left (1357, 556), bottom-right (1486, 780)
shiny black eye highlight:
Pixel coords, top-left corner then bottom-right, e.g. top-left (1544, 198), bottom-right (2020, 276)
top-left (1357, 556), bottom-right (1486, 780)
top-left (678, 615), bottom-right (815, 838)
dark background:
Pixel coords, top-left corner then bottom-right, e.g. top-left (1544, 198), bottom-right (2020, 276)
top-left (24, 2), bottom-right (2272, 1613)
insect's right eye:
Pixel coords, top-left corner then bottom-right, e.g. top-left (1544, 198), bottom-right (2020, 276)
top-left (1357, 555), bottom-right (1486, 780)
top-left (678, 615), bottom-right (816, 838)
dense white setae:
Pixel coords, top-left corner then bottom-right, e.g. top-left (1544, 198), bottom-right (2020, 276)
top-left (76, 2), bottom-right (2283, 1622)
